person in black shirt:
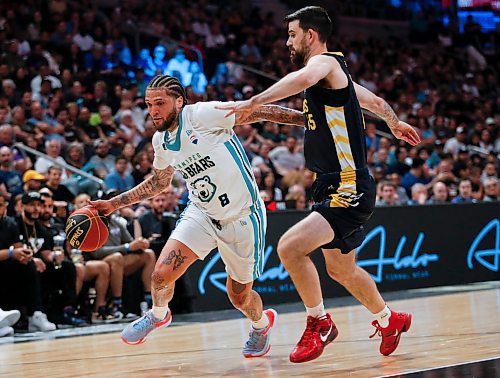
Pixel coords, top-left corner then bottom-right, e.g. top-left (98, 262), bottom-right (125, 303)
top-left (16, 191), bottom-right (83, 327)
top-left (0, 192), bottom-right (56, 332)
top-left (220, 6), bottom-right (420, 363)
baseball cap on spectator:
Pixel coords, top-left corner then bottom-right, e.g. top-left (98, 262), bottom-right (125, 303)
top-left (93, 138), bottom-right (107, 148)
top-left (434, 140), bottom-right (443, 147)
top-left (22, 191), bottom-right (44, 204)
top-left (242, 85), bottom-right (254, 94)
top-left (23, 170), bottom-right (46, 183)
top-left (485, 117), bottom-right (495, 126)
top-left (456, 126), bottom-right (466, 135)
top-left (121, 109), bottom-right (133, 118)
top-left (2, 79), bottom-right (15, 88)
top-left (458, 146), bottom-right (469, 154)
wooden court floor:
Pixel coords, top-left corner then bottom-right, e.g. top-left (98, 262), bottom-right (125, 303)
top-left (1, 288), bottom-right (499, 377)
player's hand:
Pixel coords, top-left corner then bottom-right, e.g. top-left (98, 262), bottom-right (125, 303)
top-left (215, 99), bottom-right (257, 118)
top-left (391, 121), bottom-right (421, 146)
top-left (89, 200), bottom-right (116, 216)
top-left (33, 257), bottom-right (46, 273)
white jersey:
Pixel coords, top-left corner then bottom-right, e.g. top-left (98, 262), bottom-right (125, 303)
top-left (152, 101), bottom-right (261, 221)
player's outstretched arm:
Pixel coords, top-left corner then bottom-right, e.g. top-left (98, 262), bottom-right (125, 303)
top-left (353, 82), bottom-right (421, 146)
top-left (235, 105), bottom-right (304, 126)
top-left (91, 166), bottom-right (174, 215)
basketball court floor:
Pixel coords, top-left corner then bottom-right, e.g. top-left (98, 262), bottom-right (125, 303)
top-left (0, 281), bottom-right (499, 377)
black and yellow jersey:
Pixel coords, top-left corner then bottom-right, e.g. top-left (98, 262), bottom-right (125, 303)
top-left (303, 52), bottom-right (367, 176)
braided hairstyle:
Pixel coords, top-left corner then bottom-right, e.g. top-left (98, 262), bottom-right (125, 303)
top-left (147, 75), bottom-right (187, 107)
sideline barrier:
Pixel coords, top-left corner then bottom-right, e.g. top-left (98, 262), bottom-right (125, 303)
top-left (188, 202), bottom-right (499, 312)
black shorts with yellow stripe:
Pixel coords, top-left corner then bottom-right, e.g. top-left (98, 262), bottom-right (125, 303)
top-left (311, 167), bottom-right (376, 253)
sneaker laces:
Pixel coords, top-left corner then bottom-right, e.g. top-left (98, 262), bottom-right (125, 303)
top-left (297, 317), bottom-right (318, 347)
top-left (133, 313), bottom-right (154, 331)
top-left (369, 320), bottom-right (382, 338)
top-left (245, 329), bottom-right (262, 349)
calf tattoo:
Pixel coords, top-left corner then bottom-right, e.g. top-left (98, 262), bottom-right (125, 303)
top-left (162, 249), bottom-right (187, 271)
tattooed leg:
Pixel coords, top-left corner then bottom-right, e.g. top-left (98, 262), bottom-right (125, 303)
top-left (151, 240), bottom-right (198, 307)
top-left (226, 277), bottom-right (263, 322)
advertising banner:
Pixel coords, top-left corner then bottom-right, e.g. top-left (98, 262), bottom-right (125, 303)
top-left (188, 203), bottom-right (500, 312)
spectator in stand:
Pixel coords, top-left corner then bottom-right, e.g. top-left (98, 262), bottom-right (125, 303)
top-left (268, 136), bottom-right (305, 177)
top-left (144, 45), bottom-right (168, 80)
top-left (452, 179), bottom-right (476, 204)
top-left (131, 151), bottom-right (152, 186)
top-left (482, 178), bottom-right (498, 202)
top-left (43, 165), bottom-right (75, 212)
top-left (22, 170), bottom-right (46, 193)
top-left (105, 156), bottom-right (135, 192)
top-left (165, 49), bottom-right (190, 85)
top-left (401, 158), bottom-right (432, 196)
top-left (88, 139), bottom-right (116, 179)
top-left (28, 101), bottom-right (64, 142)
top-left (185, 62), bottom-right (208, 95)
top-left (407, 183), bottom-right (428, 205)
top-left (260, 171), bottom-right (283, 211)
top-left (376, 182), bottom-right (401, 207)
top-left (0, 192), bottom-right (56, 332)
top-left (427, 181), bottom-right (449, 204)
top-left (0, 146), bottom-right (23, 208)
top-left (444, 126), bottom-right (467, 159)
top-left (34, 140), bottom-right (68, 180)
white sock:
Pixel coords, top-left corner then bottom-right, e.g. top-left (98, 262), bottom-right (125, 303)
top-left (373, 305), bottom-right (391, 328)
top-left (252, 312), bottom-right (270, 330)
top-left (152, 305), bottom-right (169, 321)
top-left (305, 300), bottom-right (326, 318)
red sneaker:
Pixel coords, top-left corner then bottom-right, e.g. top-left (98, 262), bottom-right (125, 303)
top-left (289, 313), bottom-right (339, 363)
top-left (370, 310), bottom-right (412, 356)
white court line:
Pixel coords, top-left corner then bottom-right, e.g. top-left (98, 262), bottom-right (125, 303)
top-left (375, 355), bottom-right (500, 378)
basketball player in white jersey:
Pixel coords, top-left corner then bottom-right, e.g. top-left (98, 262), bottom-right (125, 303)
top-left (91, 75), bottom-right (303, 357)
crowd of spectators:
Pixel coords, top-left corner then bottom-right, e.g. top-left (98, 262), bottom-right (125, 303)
top-left (0, 0), bottom-right (498, 335)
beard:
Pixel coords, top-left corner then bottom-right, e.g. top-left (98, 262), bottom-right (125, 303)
top-left (154, 109), bottom-right (179, 132)
top-left (24, 209), bottom-right (39, 221)
top-left (41, 212), bottom-right (52, 222)
top-left (290, 38), bottom-right (309, 66)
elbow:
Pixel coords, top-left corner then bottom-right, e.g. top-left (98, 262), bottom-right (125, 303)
top-left (297, 71), bottom-right (319, 88)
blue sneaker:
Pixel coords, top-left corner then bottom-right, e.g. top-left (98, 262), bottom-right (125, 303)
top-left (121, 309), bottom-right (172, 345)
top-left (243, 309), bottom-right (277, 358)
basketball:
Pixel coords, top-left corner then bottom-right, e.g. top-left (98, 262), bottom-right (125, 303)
top-left (66, 205), bottom-right (109, 252)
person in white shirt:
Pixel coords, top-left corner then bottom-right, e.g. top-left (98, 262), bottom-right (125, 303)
top-left (92, 75), bottom-right (303, 357)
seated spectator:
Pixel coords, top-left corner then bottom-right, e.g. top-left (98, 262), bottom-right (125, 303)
top-left (86, 208), bottom-right (156, 320)
top-left (407, 183), bottom-right (428, 205)
top-left (27, 101), bottom-right (64, 142)
top-left (105, 156), bottom-right (135, 192)
top-left (481, 162), bottom-right (497, 184)
top-left (16, 191), bottom-right (84, 326)
top-left (0, 146), bottom-right (24, 209)
top-left (268, 136), bottom-right (305, 177)
top-left (34, 140), bottom-right (68, 180)
top-left (285, 191), bottom-right (307, 210)
top-left (0, 192), bottom-right (56, 332)
top-left (0, 125), bottom-right (27, 172)
top-left (22, 169), bottom-right (46, 193)
top-left (401, 158), bottom-right (432, 196)
top-left (144, 45), bottom-right (168, 80)
top-left (482, 178), bottom-right (497, 202)
top-left (376, 182), bottom-right (401, 206)
top-left (184, 62), bottom-right (208, 95)
top-left (452, 179), bottom-right (476, 203)
top-left (87, 139), bottom-right (116, 179)
top-left (165, 49), bottom-right (190, 85)
top-left (387, 173), bottom-right (409, 203)
top-left (131, 151), bottom-right (152, 186)
top-left (427, 182), bottom-right (449, 204)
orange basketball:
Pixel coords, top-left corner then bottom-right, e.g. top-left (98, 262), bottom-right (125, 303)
top-left (66, 205), bottom-right (109, 252)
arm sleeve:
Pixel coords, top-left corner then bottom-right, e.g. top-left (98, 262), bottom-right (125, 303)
top-left (191, 101), bottom-right (236, 130)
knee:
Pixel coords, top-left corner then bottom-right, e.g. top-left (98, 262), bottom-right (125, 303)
top-left (151, 266), bottom-right (172, 288)
top-left (107, 252), bottom-right (124, 267)
top-left (277, 235), bottom-right (302, 264)
top-left (144, 249), bottom-right (156, 263)
top-left (99, 262), bottom-right (110, 275)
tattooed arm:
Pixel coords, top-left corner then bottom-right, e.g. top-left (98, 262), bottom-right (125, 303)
top-left (235, 105), bottom-right (304, 127)
top-left (353, 82), bottom-right (421, 146)
top-left (91, 166), bottom-right (174, 215)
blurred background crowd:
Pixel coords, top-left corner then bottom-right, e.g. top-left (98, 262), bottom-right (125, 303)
top-left (0, 0), bottom-right (498, 334)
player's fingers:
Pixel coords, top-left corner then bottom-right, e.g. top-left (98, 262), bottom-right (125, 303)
top-left (214, 104), bottom-right (232, 110)
top-left (224, 109), bottom-right (237, 118)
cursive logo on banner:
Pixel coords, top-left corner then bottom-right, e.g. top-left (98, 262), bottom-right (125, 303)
top-left (356, 226), bottom-right (439, 283)
top-left (467, 219), bottom-right (499, 272)
top-left (198, 246), bottom-right (289, 294)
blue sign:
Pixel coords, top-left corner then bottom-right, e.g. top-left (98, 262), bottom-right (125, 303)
top-left (356, 226), bottom-right (439, 283)
top-left (467, 219), bottom-right (500, 272)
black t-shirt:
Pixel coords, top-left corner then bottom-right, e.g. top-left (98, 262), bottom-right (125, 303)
top-left (0, 216), bottom-right (21, 249)
top-left (15, 216), bottom-right (53, 255)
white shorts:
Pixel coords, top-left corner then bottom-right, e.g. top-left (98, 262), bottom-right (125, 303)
top-left (170, 201), bottom-right (267, 284)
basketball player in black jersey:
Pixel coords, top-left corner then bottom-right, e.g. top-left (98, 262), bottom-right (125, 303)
top-left (219, 6), bottom-right (420, 363)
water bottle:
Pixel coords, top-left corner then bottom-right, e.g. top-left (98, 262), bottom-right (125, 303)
top-left (53, 235), bottom-right (65, 269)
